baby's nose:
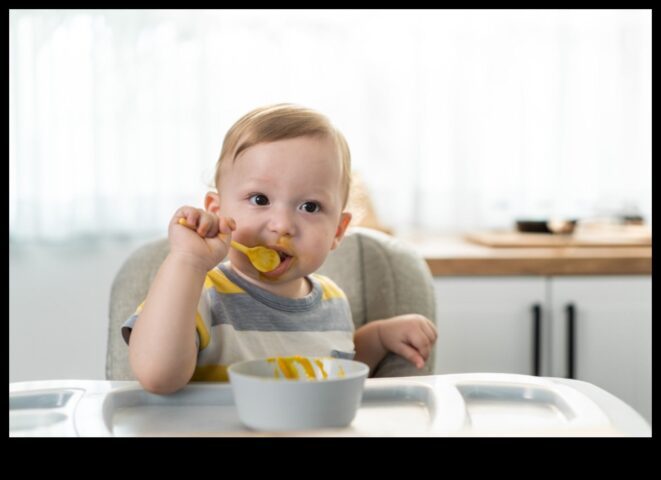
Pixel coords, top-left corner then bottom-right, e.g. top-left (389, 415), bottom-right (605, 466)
top-left (267, 207), bottom-right (296, 236)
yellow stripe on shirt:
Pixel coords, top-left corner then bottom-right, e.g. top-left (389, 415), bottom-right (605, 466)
top-left (311, 274), bottom-right (346, 300)
top-left (195, 311), bottom-right (210, 351)
top-left (191, 364), bottom-right (229, 382)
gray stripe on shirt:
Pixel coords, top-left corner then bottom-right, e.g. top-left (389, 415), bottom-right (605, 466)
top-left (207, 289), bottom-right (353, 332)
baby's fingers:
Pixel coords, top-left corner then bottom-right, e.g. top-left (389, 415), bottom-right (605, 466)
top-left (218, 216), bottom-right (236, 235)
top-left (408, 329), bottom-right (435, 361)
top-left (174, 207), bottom-right (201, 230)
top-left (393, 342), bottom-right (425, 369)
top-left (421, 320), bottom-right (438, 343)
top-left (197, 213), bottom-right (221, 238)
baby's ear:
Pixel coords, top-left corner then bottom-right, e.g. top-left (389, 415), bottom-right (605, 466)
top-left (331, 212), bottom-right (352, 250)
top-left (205, 192), bottom-right (221, 215)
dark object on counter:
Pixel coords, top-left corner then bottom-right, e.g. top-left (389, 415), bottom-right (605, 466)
top-left (516, 219), bottom-right (577, 234)
top-left (621, 215), bottom-right (644, 225)
top-left (516, 220), bottom-right (552, 233)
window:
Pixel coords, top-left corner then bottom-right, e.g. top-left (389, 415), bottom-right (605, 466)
top-left (10, 10), bottom-right (651, 241)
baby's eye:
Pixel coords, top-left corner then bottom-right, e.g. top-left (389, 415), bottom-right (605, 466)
top-left (299, 201), bottom-right (321, 213)
top-left (249, 194), bottom-right (270, 206)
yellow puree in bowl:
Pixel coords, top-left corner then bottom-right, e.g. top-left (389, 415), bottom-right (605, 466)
top-left (266, 355), bottom-right (346, 380)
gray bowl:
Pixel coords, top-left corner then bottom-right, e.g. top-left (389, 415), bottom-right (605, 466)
top-left (228, 357), bottom-right (369, 431)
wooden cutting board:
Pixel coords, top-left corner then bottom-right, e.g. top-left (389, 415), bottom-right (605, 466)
top-left (465, 227), bottom-right (652, 248)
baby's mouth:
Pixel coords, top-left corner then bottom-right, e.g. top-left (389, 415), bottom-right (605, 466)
top-left (260, 246), bottom-right (294, 277)
top-left (267, 243), bottom-right (293, 258)
top-left (273, 246), bottom-right (294, 264)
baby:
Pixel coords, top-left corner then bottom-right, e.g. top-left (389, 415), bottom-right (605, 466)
top-left (123, 104), bottom-right (437, 394)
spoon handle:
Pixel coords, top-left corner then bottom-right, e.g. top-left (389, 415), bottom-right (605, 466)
top-left (229, 240), bottom-right (249, 254)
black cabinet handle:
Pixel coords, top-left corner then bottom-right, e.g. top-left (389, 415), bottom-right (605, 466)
top-left (531, 303), bottom-right (541, 376)
top-left (566, 303), bottom-right (576, 379)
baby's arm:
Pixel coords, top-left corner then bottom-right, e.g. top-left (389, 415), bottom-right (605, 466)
top-left (128, 207), bottom-right (234, 394)
top-left (353, 314), bottom-right (437, 374)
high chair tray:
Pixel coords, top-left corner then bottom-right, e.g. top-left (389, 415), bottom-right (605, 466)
top-left (9, 374), bottom-right (650, 436)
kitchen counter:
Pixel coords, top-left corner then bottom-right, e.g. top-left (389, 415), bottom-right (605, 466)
top-left (399, 232), bottom-right (652, 276)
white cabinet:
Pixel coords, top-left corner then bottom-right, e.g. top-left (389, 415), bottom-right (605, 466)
top-left (433, 277), bottom-right (546, 376)
top-left (433, 276), bottom-right (651, 423)
top-left (549, 277), bottom-right (651, 425)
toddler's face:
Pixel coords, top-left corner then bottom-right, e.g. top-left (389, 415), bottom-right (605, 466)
top-left (210, 136), bottom-right (350, 296)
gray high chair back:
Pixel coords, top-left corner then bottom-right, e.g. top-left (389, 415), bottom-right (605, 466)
top-left (106, 227), bottom-right (436, 380)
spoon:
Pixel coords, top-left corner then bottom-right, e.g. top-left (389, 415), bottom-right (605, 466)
top-left (177, 218), bottom-right (281, 273)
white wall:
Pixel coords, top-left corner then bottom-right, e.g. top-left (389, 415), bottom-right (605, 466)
top-left (10, 10), bottom-right (652, 241)
top-left (9, 237), bottom-right (159, 382)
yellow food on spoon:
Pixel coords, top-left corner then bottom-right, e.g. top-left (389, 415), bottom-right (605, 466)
top-left (177, 218), bottom-right (280, 273)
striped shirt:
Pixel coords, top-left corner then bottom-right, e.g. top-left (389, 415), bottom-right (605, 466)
top-left (122, 262), bottom-right (355, 382)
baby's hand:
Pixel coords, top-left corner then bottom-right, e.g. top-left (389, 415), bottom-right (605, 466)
top-left (378, 314), bottom-right (438, 369)
top-left (168, 206), bottom-right (235, 272)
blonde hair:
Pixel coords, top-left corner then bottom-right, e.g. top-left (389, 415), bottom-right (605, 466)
top-left (215, 104), bottom-right (352, 208)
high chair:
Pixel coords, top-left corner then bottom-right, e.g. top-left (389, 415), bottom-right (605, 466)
top-left (106, 227), bottom-right (436, 379)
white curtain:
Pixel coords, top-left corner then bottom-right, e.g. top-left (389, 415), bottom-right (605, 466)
top-left (10, 9), bottom-right (651, 241)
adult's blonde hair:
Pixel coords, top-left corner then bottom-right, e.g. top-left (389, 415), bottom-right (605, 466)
top-left (215, 104), bottom-right (352, 208)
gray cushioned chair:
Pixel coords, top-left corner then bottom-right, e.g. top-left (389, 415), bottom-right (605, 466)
top-left (107, 227), bottom-right (436, 380)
